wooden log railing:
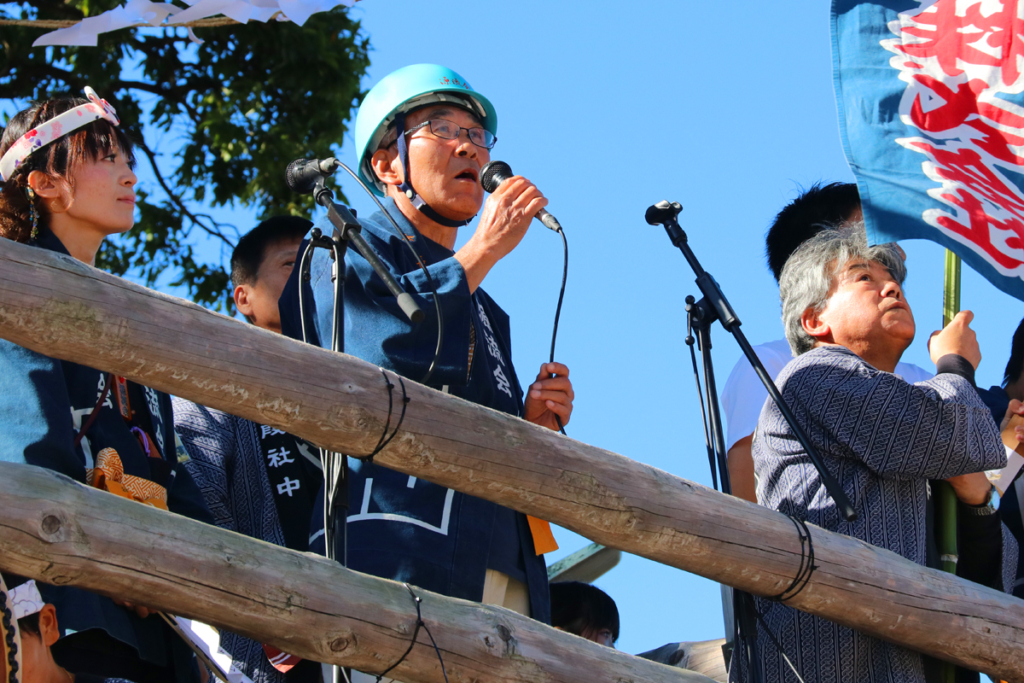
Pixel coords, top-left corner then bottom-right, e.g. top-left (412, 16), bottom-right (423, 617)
top-left (0, 463), bottom-right (717, 683)
top-left (0, 239), bottom-right (1022, 680)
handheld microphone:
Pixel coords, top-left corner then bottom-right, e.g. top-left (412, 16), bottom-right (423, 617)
top-left (480, 161), bottom-right (562, 232)
top-left (286, 157), bottom-right (341, 195)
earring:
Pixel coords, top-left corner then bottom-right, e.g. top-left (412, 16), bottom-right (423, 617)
top-left (25, 187), bottom-right (39, 240)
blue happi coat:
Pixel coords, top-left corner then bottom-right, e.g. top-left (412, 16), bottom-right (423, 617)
top-left (0, 228), bottom-right (211, 682)
top-left (280, 198), bottom-right (550, 623)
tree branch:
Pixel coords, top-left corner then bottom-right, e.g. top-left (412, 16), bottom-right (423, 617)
top-left (114, 79), bottom-right (203, 122)
top-left (7, 61), bottom-right (86, 93)
top-left (136, 137), bottom-right (235, 249)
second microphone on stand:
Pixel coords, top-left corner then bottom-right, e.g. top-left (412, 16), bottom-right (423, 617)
top-left (480, 161), bottom-right (563, 233)
top-left (286, 157), bottom-right (341, 194)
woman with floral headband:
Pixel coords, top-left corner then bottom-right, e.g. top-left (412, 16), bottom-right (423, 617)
top-left (0, 90), bottom-right (211, 683)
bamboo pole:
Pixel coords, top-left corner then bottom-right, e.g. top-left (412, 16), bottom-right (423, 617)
top-left (937, 253), bottom-right (963, 577)
top-left (937, 249), bottom-right (964, 683)
top-left (0, 239), bottom-right (1023, 680)
top-left (0, 463), bottom-right (717, 683)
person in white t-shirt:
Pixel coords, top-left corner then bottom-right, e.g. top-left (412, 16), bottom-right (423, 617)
top-left (721, 183), bottom-right (930, 502)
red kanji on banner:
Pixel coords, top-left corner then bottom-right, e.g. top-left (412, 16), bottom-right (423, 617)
top-left (908, 143), bottom-right (1024, 270)
top-left (893, 0), bottom-right (1024, 87)
top-left (881, 0), bottom-right (1024, 276)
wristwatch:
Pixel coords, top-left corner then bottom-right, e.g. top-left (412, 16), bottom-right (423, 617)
top-left (960, 487), bottom-right (997, 516)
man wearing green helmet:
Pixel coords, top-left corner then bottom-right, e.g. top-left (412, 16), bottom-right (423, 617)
top-left (280, 64), bottom-right (573, 627)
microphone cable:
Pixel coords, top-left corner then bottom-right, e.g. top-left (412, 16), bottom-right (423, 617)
top-left (479, 161), bottom-right (569, 436)
top-left (550, 225), bottom-right (568, 436)
top-left (333, 161), bottom-right (445, 387)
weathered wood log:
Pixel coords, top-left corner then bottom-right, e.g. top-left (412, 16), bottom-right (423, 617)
top-left (0, 464), bottom-right (716, 683)
top-left (0, 239), bottom-right (1023, 680)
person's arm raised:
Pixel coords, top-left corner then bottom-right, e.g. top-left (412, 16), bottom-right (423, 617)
top-left (455, 176), bottom-right (547, 293)
top-left (782, 347), bottom-right (1002, 480)
top-left (727, 436), bottom-right (758, 503)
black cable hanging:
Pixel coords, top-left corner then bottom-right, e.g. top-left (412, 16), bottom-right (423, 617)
top-left (686, 316), bottom-right (718, 491)
top-left (767, 515), bottom-right (816, 603)
top-left (730, 516), bottom-right (815, 683)
top-left (751, 609), bottom-right (807, 683)
top-left (296, 237), bottom-right (347, 568)
top-left (363, 369), bottom-right (410, 464)
top-left (334, 163), bottom-right (444, 386)
top-left (375, 584), bottom-right (449, 683)
top-left (549, 227), bottom-right (569, 436)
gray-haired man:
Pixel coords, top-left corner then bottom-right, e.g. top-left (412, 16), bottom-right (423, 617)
top-left (734, 229), bottom-right (1017, 683)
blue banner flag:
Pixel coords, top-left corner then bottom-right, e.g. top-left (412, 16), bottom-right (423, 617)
top-left (833, 0), bottom-right (1024, 301)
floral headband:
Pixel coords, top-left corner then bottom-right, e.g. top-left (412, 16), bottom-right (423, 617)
top-left (0, 86), bottom-right (120, 183)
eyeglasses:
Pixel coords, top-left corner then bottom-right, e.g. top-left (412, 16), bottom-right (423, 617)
top-left (404, 118), bottom-right (497, 150)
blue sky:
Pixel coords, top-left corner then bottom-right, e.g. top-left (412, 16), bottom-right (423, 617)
top-left (14, 0), bottom-right (1024, 660)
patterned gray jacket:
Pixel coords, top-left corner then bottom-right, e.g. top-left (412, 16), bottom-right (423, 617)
top-left (173, 398), bottom-right (321, 683)
top-left (734, 345), bottom-right (1016, 683)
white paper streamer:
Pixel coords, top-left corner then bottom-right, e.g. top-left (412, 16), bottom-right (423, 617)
top-left (171, 616), bottom-right (256, 683)
top-left (277, 0), bottom-right (351, 26)
top-left (988, 448), bottom-right (1024, 496)
top-left (34, 0), bottom-right (180, 46)
top-left (168, 0), bottom-right (279, 26)
top-left (32, 0), bottom-right (354, 47)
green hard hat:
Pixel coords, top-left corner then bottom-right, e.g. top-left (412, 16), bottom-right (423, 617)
top-left (355, 64), bottom-right (498, 196)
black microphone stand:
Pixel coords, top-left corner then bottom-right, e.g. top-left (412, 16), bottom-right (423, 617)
top-left (645, 200), bottom-right (857, 683)
top-left (296, 178), bottom-right (423, 683)
top-left (302, 178), bottom-right (426, 566)
top-left (645, 200), bottom-right (855, 519)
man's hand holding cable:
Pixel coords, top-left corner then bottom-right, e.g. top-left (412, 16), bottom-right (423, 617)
top-left (455, 175), bottom-right (547, 293)
top-left (524, 362), bottom-right (573, 431)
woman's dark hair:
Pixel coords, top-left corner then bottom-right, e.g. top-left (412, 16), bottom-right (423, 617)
top-left (0, 96), bottom-right (135, 244)
top-left (549, 581), bottom-right (619, 643)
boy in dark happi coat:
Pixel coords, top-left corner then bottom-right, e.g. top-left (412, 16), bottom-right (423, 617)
top-left (174, 216), bottom-right (322, 683)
